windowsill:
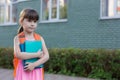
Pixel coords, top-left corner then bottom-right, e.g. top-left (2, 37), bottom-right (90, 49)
top-left (11, 0), bottom-right (29, 4)
top-left (0, 23), bottom-right (17, 26)
top-left (99, 16), bottom-right (120, 20)
top-left (39, 19), bottom-right (68, 23)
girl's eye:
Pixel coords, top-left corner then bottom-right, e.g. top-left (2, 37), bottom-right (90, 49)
top-left (28, 19), bottom-right (31, 22)
top-left (26, 19), bottom-right (31, 22)
top-left (27, 19), bottom-right (37, 23)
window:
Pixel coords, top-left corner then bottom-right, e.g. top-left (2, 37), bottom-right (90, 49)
top-left (0, 0), bottom-right (18, 25)
top-left (0, 0), bottom-right (27, 25)
top-left (41, 0), bottom-right (67, 23)
top-left (10, 0), bottom-right (27, 2)
top-left (100, 0), bottom-right (120, 19)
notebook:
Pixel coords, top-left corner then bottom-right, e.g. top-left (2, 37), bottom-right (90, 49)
top-left (19, 43), bottom-right (25, 52)
top-left (20, 40), bottom-right (44, 68)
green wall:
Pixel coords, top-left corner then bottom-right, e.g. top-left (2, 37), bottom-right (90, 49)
top-left (1, 0), bottom-right (120, 49)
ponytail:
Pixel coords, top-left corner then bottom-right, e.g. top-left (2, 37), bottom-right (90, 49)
top-left (18, 26), bottom-right (23, 34)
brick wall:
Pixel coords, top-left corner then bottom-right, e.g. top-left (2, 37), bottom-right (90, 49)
top-left (0, 0), bottom-right (120, 49)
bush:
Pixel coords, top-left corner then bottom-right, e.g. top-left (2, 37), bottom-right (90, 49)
top-left (45, 48), bottom-right (120, 80)
top-left (0, 48), bottom-right (13, 69)
top-left (0, 48), bottom-right (120, 79)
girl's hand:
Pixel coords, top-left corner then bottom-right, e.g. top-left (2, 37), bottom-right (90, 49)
top-left (37, 49), bottom-right (44, 58)
top-left (24, 62), bottom-right (35, 71)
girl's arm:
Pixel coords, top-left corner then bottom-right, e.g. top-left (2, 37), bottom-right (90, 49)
top-left (14, 36), bottom-right (42, 60)
top-left (31, 36), bottom-right (49, 67)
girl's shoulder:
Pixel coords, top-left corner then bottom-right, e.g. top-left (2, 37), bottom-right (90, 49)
top-left (34, 32), bottom-right (41, 36)
top-left (14, 35), bottom-right (20, 45)
top-left (34, 32), bottom-right (43, 40)
top-left (18, 32), bottom-right (25, 38)
top-left (14, 35), bottom-right (19, 41)
top-left (14, 32), bottom-right (25, 44)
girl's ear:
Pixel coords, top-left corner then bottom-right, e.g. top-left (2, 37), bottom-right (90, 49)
top-left (19, 18), bottom-right (23, 26)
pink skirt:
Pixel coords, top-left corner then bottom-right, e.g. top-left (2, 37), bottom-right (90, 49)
top-left (14, 60), bottom-right (44, 80)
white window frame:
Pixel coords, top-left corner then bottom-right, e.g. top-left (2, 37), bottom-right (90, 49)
top-left (0, 1), bottom-right (13, 26)
top-left (100, 0), bottom-right (120, 19)
top-left (40, 0), bottom-right (67, 23)
top-left (0, 0), bottom-right (28, 26)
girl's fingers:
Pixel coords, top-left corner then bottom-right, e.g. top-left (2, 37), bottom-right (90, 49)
top-left (24, 65), bottom-right (28, 70)
top-left (25, 62), bottom-right (30, 65)
top-left (24, 62), bottom-right (30, 71)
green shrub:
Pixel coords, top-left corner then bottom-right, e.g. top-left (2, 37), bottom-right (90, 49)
top-left (0, 48), bottom-right (120, 79)
top-left (45, 48), bottom-right (120, 80)
top-left (0, 48), bottom-right (13, 69)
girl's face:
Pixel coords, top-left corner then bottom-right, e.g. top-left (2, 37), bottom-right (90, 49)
top-left (21, 18), bottom-right (37, 33)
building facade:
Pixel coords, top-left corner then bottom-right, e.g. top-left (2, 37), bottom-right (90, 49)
top-left (0, 0), bottom-right (120, 49)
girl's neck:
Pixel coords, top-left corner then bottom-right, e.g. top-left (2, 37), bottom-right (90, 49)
top-left (23, 31), bottom-right (35, 40)
top-left (23, 31), bottom-right (34, 36)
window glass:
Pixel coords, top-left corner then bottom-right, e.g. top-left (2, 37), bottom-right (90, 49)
top-left (0, 6), bottom-right (5, 24)
top-left (0, 0), bottom-right (18, 25)
top-left (59, 0), bottom-right (67, 19)
top-left (12, 3), bottom-right (17, 22)
top-left (41, 0), bottom-right (67, 22)
top-left (117, 0), bottom-right (120, 14)
top-left (42, 0), bottom-right (49, 20)
top-left (51, 0), bottom-right (57, 19)
top-left (0, 0), bottom-right (5, 4)
top-left (101, 0), bottom-right (120, 18)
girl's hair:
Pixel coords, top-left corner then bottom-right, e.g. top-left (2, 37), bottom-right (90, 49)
top-left (18, 8), bottom-right (39, 34)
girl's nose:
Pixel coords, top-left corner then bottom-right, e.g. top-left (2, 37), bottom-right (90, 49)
top-left (31, 21), bottom-right (35, 25)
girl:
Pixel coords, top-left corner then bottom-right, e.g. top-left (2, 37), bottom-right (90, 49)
top-left (13, 8), bottom-right (49, 80)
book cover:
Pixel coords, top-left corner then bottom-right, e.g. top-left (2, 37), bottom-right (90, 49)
top-left (20, 40), bottom-right (44, 68)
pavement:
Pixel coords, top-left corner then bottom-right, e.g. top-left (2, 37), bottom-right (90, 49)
top-left (0, 68), bottom-right (96, 80)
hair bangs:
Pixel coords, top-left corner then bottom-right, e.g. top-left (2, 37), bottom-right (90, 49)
top-left (24, 9), bottom-right (39, 22)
